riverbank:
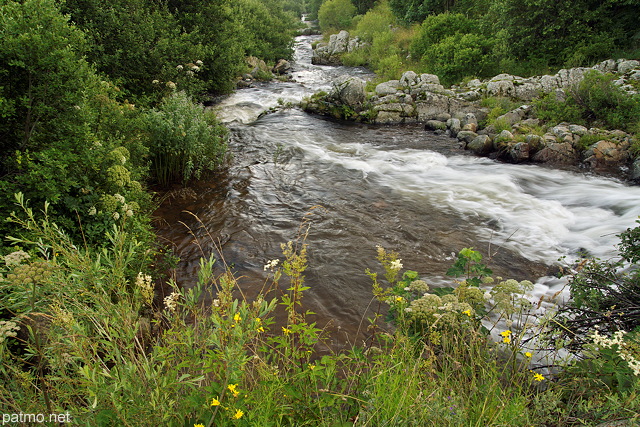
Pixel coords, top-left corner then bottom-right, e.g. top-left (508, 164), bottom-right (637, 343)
top-left (302, 48), bottom-right (640, 182)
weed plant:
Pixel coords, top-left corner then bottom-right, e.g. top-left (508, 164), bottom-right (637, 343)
top-left (1, 198), bottom-right (639, 425)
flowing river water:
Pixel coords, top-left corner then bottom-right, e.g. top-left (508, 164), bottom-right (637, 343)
top-left (155, 35), bottom-right (640, 348)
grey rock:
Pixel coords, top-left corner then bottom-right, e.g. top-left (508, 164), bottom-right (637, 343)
top-left (467, 135), bottom-right (493, 155)
top-left (425, 120), bottom-right (447, 131)
top-left (457, 130), bottom-right (478, 145)
top-left (447, 118), bottom-right (462, 137)
top-left (400, 71), bottom-right (419, 87)
top-left (420, 73), bottom-right (440, 85)
top-left (617, 59), bottom-right (640, 75)
top-left (375, 80), bottom-right (402, 96)
top-left (375, 110), bottom-right (403, 124)
top-left (532, 142), bottom-right (578, 165)
top-left (331, 76), bottom-right (366, 106)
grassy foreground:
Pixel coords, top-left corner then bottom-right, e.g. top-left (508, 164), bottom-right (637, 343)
top-left (1, 199), bottom-right (639, 426)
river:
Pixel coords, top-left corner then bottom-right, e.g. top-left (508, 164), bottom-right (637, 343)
top-left (154, 35), bottom-right (640, 348)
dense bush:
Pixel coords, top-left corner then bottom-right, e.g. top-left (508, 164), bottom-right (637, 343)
top-left (410, 13), bottom-right (496, 85)
top-left (318, 0), bottom-right (357, 32)
top-left (145, 91), bottom-right (227, 186)
top-left (0, 0), bottom-right (152, 247)
top-left (534, 71), bottom-right (640, 133)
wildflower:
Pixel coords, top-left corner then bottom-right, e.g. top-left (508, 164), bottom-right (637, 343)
top-left (152, 79), bottom-right (159, 84)
top-left (533, 372), bottom-right (545, 382)
top-left (227, 384), bottom-right (239, 397)
top-left (257, 326), bottom-right (264, 333)
top-left (191, 65), bottom-right (200, 72)
top-left (282, 327), bottom-right (291, 335)
top-left (213, 299), bottom-right (220, 307)
top-left (166, 81), bottom-right (176, 90)
top-left (114, 193), bottom-right (125, 204)
top-left (503, 336), bottom-right (511, 344)
top-left (390, 259), bottom-right (403, 270)
top-left (4, 250), bottom-right (30, 267)
top-left (88, 206), bottom-right (97, 216)
top-left (0, 320), bottom-right (20, 345)
top-left (232, 409), bottom-right (244, 419)
top-left (196, 60), bottom-right (203, 66)
top-left (164, 292), bottom-right (180, 312)
top-left (462, 309), bottom-right (472, 317)
top-left (308, 364), bottom-right (316, 370)
top-left (234, 313), bottom-right (242, 323)
top-left (136, 272), bottom-right (154, 305)
top-left (112, 212), bottom-right (120, 220)
top-left (500, 330), bottom-right (512, 337)
top-left (395, 296), bottom-right (405, 303)
top-left (194, 424), bottom-right (204, 427)
top-left (211, 397), bottom-right (221, 406)
top-left (126, 209), bottom-right (134, 217)
top-left (263, 259), bottom-right (279, 271)
top-left (525, 352), bottom-right (532, 358)
top-left (176, 65), bottom-right (183, 70)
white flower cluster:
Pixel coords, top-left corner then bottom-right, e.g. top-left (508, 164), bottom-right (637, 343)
top-left (591, 330), bottom-right (640, 376)
top-left (405, 293), bottom-right (473, 327)
top-left (389, 259), bottom-right (403, 270)
top-left (4, 250), bottom-right (30, 267)
top-left (263, 259), bottom-right (279, 271)
top-left (0, 320), bottom-right (20, 345)
top-left (136, 272), bottom-right (154, 305)
top-left (405, 279), bottom-right (429, 295)
top-left (164, 292), bottom-right (180, 312)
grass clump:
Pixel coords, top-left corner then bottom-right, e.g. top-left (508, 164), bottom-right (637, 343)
top-left (2, 199), bottom-right (640, 425)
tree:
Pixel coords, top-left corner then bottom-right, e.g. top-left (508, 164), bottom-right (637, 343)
top-left (318, 0), bottom-right (357, 31)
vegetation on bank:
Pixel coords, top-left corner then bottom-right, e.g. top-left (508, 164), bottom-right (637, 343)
top-left (313, 0), bottom-right (640, 85)
top-left (1, 0), bottom-right (640, 425)
top-left (1, 202), bottom-right (639, 425)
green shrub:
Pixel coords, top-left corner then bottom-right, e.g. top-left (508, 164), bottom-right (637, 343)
top-left (534, 71), bottom-right (640, 133)
top-left (410, 13), bottom-right (496, 85)
top-left (145, 91), bottom-right (227, 186)
top-left (350, 0), bottom-right (396, 43)
top-left (318, 0), bottom-right (357, 32)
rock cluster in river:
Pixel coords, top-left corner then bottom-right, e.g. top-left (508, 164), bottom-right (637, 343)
top-left (302, 39), bottom-right (640, 180)
top-left (237, 56), bottom-right (292, 88)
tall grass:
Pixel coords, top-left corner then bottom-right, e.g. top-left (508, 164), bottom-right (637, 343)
top-left (1, 198), bottom-right (639, 425)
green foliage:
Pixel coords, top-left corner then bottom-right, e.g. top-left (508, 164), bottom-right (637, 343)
top-left (349, 0), bottom-right (396, 43)
top-left (484, 0), bottom-right (640, 69)
top-left (318, 0), bottom-right (357, 32)
top-left (0, 0), bottom-right (152, 247)
top-left (534, 71), bottom-right (640, 132)
top-left (410, 13), bottom-right (495, 85)
top-left (145, 91), bottom-right (227, 186)
top-left (232, 0), bottom-right (297, 62)
top-left (446, 247), bottom-right (492, 286)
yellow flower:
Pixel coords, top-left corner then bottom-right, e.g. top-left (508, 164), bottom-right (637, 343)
top-left (233, 313), bottom-right (242, 323)
top-left (228, 384), bottom-right (239, 397)
top-left (282, 327), bottom-right (291, 335)
top-left (257, 326), bottom-right (265, 333)
top-left (533, 373), bottom-right (545, 382)
top-left (462, 309), bottom-right (472, 316)
top-left (525, 352), bottom-right (532, 358)
top-left (211, 397), bottom-right (221, 406)
top-left (503, 336), bottom-right (511, 344)
top-left (232, 409), bottom-right (244, 419)
top-left (395, 296), bottom-right (405, 303)
top-left (308, 364), bottom-right (316, 370)
top-left (194, 424), bottom-right (204, 427)
top-left (256, 317), bottom-right (262, 323)
top-left (500, 330), bottom-right (512, 337)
